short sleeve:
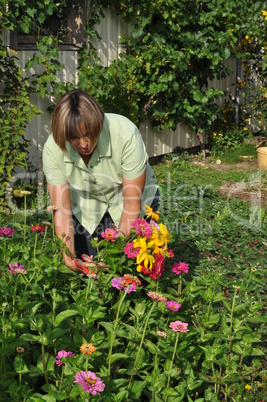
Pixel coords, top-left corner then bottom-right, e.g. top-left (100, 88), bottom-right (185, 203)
top-left (121, 127), bottom-right (148, 179)
top-left (42, 137), bottom-right (67, 185)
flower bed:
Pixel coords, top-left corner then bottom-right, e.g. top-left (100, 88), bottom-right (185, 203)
top-left (0, 198), bottom-right (266, 401)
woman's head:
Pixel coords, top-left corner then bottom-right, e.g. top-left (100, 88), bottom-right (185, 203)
top-left (51, 89), bottom-right (105, 151)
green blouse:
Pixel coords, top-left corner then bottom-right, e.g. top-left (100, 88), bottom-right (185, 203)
top-left (43, 113), bottom-right (158, 233)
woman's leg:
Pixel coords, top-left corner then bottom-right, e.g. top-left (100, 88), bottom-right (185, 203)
top-left (73, 212), bottom-right (114, 258)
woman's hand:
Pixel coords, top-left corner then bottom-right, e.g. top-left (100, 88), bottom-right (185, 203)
top-left (63, 253), bottom-right (84, 274)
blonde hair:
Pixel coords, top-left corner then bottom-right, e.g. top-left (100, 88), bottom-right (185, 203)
top-left (51, 89), bottom-right (105, 151)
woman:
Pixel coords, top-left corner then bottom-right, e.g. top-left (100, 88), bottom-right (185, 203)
top-left (43, 89), bottom-right (158, 273)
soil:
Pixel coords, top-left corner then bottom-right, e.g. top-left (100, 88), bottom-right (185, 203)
top-left (191, 159), bottom-right (267, 208)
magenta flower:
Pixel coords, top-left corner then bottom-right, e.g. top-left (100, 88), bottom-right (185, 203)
top-left (111, 277), bottom-right (136, 293)
top-left (55, 350), bottom-right (75, 366)
top-left (124, 241), bottom-right (140, 258)
top-left (8, 263), bottom-right (27, 275)
top-left (168, 249), bottom-right (174, 258)
top-left (101, 228), bottom-right (118, 242)
top-left (0, 227), bottom-right (15, 237)
top-left (170, 320), bottom-right (189, 332)
top-left (131, 218), bottom-right (152, 238)
top-left (171, 262), bottom-right (189, 275)
top-left (73, 371), bottom-right (105, 395)
top-left (165, 300), bottom-right (181, 312)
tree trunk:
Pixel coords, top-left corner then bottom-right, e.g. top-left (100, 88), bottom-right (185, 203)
top-left (196, 129), bottom-right (206, 159)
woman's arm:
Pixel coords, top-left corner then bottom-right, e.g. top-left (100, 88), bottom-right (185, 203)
top-left (118, 171), bottom-right (146, 237)
top-left (47, 182), bottom-right (80, 272)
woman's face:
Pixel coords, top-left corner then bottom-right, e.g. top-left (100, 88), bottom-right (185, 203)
top-left (68, 134), bottom-right (97, 156)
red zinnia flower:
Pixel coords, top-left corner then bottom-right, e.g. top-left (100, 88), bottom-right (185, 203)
top-left (140, 254), bottom-right (165, 280)
top-left (30, 225), bottom-right (46, 233)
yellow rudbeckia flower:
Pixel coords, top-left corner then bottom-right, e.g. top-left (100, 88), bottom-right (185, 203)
top-left (145, 204), bottom-right (160, 221)
top-left (134, 237), bottom-right (155, 270)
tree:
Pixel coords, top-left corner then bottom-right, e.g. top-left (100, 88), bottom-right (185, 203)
top-left (79, 0), bottom-right (267, 153)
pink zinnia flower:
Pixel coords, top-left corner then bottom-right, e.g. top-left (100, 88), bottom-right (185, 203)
top-left (124, 241), bottom-right (140, 258)
top-left (0, 227), bottom-right (15, 237)
top-left (168, 249), bottom-right (174, 258)
top-left (73, 371), bottom-right (105, 395)
top-left (131, 218), bottom-right (152, 238)
top-left (170, 320), bottom-right (189, 332)
top-left (8, 263), bottom-right (27, 275)
top-left (47, 205), bottom-right (58, 213)
top-left (111, 277), bottom-right (137, 293)
top-left (101, 228), bottom-right (118, 242)
top-left (157, 330), bottom-right (167, 338)
top-left (147, 291), bottom-right (167, 302)
top-left (165, 300), bottom-right (181, 312)
top-left (55, 350), bottom-right (75, 366)
top-left (171, 262), bottom-right (189, 275)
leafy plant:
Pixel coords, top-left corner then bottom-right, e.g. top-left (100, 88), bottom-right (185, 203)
top-left (0, 160), bottom-right (266, 401)
top-left (0, 43), bottom-right (41, 214)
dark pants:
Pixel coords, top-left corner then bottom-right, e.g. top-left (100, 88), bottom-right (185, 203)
top-left (73, 189), bottom-right (159, 258)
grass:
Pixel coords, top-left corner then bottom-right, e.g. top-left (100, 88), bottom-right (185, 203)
top-left (153, 145), bottom-right (267, 205)
top-left (213, 142), bottom-right (258, 164)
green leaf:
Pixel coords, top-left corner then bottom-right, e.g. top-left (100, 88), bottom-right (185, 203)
top-left (13, 356), bottom-right (29, 373)
top-left (144, 339), bottom-right (160, 354)
top-left (251, 348), bottom-right (265, 356)
top-left (99, 321), bottom-right (115, 332)
top-left (19, 333), bottom-right (41, 343)
top-left (55, 310), bottom-right (78, 325)
top-left (231, 344), bottom-right (244, 355)
top-left (110, 353), bottom-right (129, 363)
top-left (130, 380), bottom-right (148, 398)
top-left (162, 387), bottom-right (180, 397)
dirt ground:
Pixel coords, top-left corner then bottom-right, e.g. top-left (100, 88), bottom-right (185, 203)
top-left (192, 159), bottom-right (267, 208)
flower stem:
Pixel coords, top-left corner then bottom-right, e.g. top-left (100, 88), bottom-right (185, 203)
top-left (41, 227), bottom-right (48, 252)
top-left (107, 289), bottom-right (129, 383)
top-left (19, 355), bottom-right (22, 402)
top-left (41, 344), bottom-right (48, 384)
top-left (165, 332), bottom-right (179, 398)
top-left (228, 287), bottom-right (238, 366)
top-left (128, 301), bottom-right (156, 388)
top-left (33, 233), bottom-right (38, 259)
top-left (85, 354), bottom-right (88, 372)
top-left (178, 275), bottom-right (182, 295)
top-left (59, 365), bottom-right (64, 392)
top-left (23, 195), bottom-right (27, 242)
top-left (152, 352), bottom-right (158, 402)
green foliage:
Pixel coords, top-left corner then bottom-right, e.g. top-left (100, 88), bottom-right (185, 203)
top-left (0, 0), bottom-right (86, 213)
top-left (211, 127), bottom-right (252, 154)
top-left (79, 0), bottom-right (266, 138)
top-left (0, 161), bottom-right (266, 400)
top-left (0, 42), bottom-right (41, 214)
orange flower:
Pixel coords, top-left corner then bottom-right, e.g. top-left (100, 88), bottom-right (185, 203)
top-left (80, 343), bottom-right (96, 355)
top-left (121, 274), bottom-right (141, 287)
